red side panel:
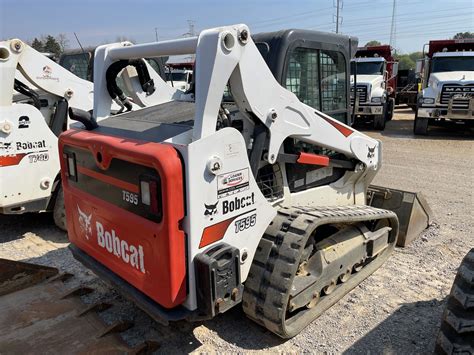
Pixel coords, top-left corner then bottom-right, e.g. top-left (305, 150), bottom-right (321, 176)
top-left (59, 129), bottom-right (186, 309)
top-left (428, 39), bottom-right (474, 58)
top-left (355, 45), bottom-right (394, 62)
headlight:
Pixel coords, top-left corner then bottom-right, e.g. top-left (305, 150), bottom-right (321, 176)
top-left (371, 97), bottom-right (382, 103)
top-left (420, 97), bottom-right (435, 105)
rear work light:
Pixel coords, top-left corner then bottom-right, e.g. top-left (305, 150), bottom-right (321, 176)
top-left (64, 153), bottom-right (77, 182)
top-left (139, 175), bottom-right (162, 221)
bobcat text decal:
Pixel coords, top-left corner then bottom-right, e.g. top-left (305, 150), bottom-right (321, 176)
top-left (96, 222), bottom-right (146, 273)
top-left (76, 205), bottom-right (146, 273)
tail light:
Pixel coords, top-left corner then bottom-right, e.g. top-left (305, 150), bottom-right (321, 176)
top-left (139, 175), bottom-right (162, 221)
top-left (64, 153), bottom-right (77, 182)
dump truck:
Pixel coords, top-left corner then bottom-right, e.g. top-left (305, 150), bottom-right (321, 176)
top-left (351, 45), bottom-right (399, 130)
top-left (414, 39), bottom-right (474, 135)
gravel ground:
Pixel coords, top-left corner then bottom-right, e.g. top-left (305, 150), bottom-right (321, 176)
top-left (0, 107), bottom-right (473, 353)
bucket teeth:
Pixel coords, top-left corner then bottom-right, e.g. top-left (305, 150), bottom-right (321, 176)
top-left (77, 302), bottom-right (112, 317)
top-left (60, 285), bottom-right (94, 299)
top-left (131, 340), bottom-right (161, 354)
top-left (47, 273), bottom-right (74, 283)
top-left (97, 320), bottom-right (134, 338)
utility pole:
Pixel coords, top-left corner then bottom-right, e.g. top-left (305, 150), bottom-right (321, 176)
top-left (334, 0), bottom-right (343, 33)
top-left (154, 27), bottom-right (159, 42)
top-left (183, 20), bottom-right (196, 37)
top-left (389, 0), bottom-right (397, 51)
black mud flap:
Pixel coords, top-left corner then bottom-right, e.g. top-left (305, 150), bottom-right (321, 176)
top-left (194, 243), bottom-right (243, 320)
top-left (368, 185), bottom-right (433, 247)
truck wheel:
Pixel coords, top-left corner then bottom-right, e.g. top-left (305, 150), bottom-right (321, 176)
top-left (387, 98), bottom-right (395, 121)
top-left (413, 113), bottom-right (428, 135)
top-left (435, 249), bottom-right (474, 354)
top-left (374, 114), bottom-right (386, 130)
top-left (53, 186), bottom-right (67, 231)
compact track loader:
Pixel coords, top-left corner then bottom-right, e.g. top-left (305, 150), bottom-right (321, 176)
top-left (0, 39), bottom-right (176, 229)
top-left (59, 24), bottom-right (431, 338)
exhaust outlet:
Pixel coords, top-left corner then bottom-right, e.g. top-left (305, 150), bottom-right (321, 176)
top-left (368, 185), bottom-right (434, 247)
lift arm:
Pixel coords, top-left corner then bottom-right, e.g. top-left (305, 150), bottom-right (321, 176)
top-left (92, 24), bottom-right (381, 171)
top-left (0, 39), bottom-right (93, 111)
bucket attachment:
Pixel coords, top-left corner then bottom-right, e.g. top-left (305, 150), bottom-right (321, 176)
top-left (0, 259), bottom-right (143, 352)
top-left (0, 258), bottom-right (58, 296)
top-left (368, 185), bottom-right (433, 247)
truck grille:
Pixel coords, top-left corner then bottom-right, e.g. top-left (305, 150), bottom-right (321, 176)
top-left (351, 85), bottom-right (368, 104)
top-left (440, 84), bottom-right (474, 109)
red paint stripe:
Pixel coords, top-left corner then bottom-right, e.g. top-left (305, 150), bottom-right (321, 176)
top-left (297, 152), bottom-right (330, 166)
top-left (199, 217), bottom-right (236, 248)
top-left (77, 165), bottom-right (139, 193)
top-left (0, 154), bottom-right (27, 167)
top-left (322, 117), bottom-right (353, 137)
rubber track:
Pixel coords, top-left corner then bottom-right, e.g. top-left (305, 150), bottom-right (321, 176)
top-left (435, 249), bottom-right (474, 354)
top-left (242, 205), bottom-right (399, 338)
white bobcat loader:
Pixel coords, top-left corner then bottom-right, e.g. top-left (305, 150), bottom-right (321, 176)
top-left (0, 39), bottom-right (180, 229)
top-left (59, 24), bottom-right (433, 338)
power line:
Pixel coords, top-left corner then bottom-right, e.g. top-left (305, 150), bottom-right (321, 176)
top-left (335, 6), bottom-right (468, 27)
top-left (330, 13), bottom-right (472, 35)
top-left (250, 7), bottom-right (334, 29)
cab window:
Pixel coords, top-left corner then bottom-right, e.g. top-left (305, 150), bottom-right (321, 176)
top-left (320, 50), bottom-right (346, 112)
top-left (285, 47), bottom-right (347, 118)
top-left (286, 47), bottom-right (320, 110)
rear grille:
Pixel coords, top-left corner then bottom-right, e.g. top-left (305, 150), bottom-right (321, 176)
top-left (351, 85), bottom-right (368, 104)
top-left (440, 84), bottom-right (474, 109)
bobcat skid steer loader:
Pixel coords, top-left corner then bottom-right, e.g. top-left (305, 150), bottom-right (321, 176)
top-left (59, 24), bottom-right (431, 338)
top-left (0, 39), bottom-right (179, 229)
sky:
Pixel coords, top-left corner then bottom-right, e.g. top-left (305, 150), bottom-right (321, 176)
top-left (0, 0), bottom-right (472, 54)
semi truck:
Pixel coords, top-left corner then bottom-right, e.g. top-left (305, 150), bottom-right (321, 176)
top-left (351, 45), bottom-right (398, 130)
top-left (414, 39), bottom-right (474, 135)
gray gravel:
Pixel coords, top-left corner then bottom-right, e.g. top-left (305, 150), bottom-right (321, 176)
top-left (0, 107), bottom-right (473, 353)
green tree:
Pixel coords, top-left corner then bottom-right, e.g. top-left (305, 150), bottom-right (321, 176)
top-left (365, 40), bottom-right (382, 46)
top-left (43, 35), bottom-right (61, 57)
top-left (408, 51), bottom-right (423, 62)
top-left (453, 32), bottom-right (474, 39)
top-left (31, 38), bottom-right (43, 51)
top-left (396, 54), bottom-right (415, 70)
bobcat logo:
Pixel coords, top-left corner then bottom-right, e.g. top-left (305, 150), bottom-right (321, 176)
top-left (0, 142), bottom-right (12, 150)
top-left (42, 65), bottom-right (52, 77)
top-left (204, 202), bottom-right (218, 220)
top-left (367, 145), bottom-right (376, 159)
top-left (77, 205), bottom-right (92, 240)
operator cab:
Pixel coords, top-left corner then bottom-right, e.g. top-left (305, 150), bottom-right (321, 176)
top-left (253, 29), bottom-right (357, 125)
